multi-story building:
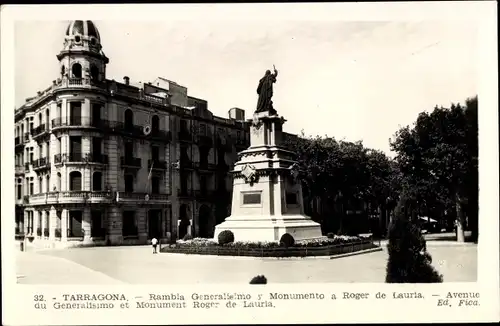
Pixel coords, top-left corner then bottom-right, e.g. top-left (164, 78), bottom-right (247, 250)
top-left (14, 20), bottom-right (252, 247)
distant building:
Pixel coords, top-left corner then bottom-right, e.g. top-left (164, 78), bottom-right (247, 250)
top-left (13, 20), bottom-right (257, 247)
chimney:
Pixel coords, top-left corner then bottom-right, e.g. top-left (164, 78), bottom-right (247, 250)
top-left (123, 76), bottom-right (130, 85)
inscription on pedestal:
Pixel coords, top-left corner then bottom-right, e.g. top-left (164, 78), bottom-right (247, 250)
top-left (243, 193), bottom-right (261, 205)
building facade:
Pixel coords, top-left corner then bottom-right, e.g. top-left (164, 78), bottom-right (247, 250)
top-left (14, 20), bottom-right (252, 248)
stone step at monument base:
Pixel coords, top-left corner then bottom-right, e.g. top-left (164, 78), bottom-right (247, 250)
top-left (214, 214), bottom-right (323, 242)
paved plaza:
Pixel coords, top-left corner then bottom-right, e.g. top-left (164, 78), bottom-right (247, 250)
top-left (16, 240), bottom-right (477, 284)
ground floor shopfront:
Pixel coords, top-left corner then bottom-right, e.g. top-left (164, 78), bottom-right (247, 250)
top-left (17, 198), bottom-right (227, 248)
top-left (20, 203), bottom-right (173, 248)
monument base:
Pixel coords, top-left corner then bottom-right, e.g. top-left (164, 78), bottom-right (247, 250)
top-left (213, 214), bottom-right (323, 242)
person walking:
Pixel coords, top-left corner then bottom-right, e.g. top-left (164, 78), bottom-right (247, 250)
top-left (151, 237), bottom-right (158, 254)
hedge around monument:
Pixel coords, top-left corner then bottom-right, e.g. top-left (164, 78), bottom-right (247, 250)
top-left (160, 236), bottom-right (377, 258)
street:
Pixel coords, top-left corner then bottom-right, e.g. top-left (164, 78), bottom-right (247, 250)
top-left (16, 241), bottom-right (477, 284)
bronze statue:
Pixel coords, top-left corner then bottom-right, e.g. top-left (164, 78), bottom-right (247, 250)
top-left (255, 65), bottom-right (278, 114)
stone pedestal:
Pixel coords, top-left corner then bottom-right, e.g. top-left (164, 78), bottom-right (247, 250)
top-left (214, 111), bottom-right (322, 242)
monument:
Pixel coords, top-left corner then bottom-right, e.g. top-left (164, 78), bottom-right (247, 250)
top-left (213, 66), bottom-right (323, 242)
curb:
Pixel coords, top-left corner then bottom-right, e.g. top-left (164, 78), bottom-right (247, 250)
top-left (329, 246), bottom-right (383, 259)
top-left (160, 245), bottom-right (384, 261)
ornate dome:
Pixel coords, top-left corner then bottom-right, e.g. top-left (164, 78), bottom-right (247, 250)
top-left (65, 20), bottom-right (101, 42)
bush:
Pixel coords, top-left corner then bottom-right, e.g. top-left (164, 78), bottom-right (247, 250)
top-left (249, 275), bottom-right (267, 284)
top-left (327, 232), bottom-right (335, 239)
top-left (279, 233), bottom-right (295, 247)
top-left (385, 216), bottom-right (443, 283)
top-left (218, 230), bottom-right (234, 245)
top-left (183, 234), bottom-right (193, 241)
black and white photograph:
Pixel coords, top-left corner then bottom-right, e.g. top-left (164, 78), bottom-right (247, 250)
top-left (1, 2), bottom-right (498, 325)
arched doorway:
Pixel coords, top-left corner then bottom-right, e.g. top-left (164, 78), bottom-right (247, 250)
top-left (178, 204), bottom-right (190, 239)
top-left (198, 204), bottom-right (214, 238)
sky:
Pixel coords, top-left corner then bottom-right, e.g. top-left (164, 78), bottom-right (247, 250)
top-left (14, 19), bottom-right (478, 155)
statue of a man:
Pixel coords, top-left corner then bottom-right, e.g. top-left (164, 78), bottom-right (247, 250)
top-left (255, 65), bottom-right (278, 114)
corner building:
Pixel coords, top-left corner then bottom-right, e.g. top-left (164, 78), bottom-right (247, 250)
top-left (14, 20), bottom-right (253, 248)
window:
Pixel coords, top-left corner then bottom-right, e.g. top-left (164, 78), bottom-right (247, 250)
top-left (46, 175), bottom-right (50, 193)
top-left (124, 109), bottom-right (133, 130)
top-left (91, 104), bottom-right (101, 126)
top-left (151, 115), bottom-right (160, 134)
top-left (124, 174), bottom-right (134, 193)
top-left (70, 102), bottom-right (82, 125)
top-left (199, 124), bottom-right (206, 136)
top-left (71, 63), bottom-right (82, 78)
top-left (74, 35), bottom-right (81, 43)
top-left (57, 172), bottom-right (61, 191)
top-left (90, 65), bottom-right (99, 81)
top-left (61, 65), bottom-right (65, 76)
top-left (69, 171), bottom-right (82, 191)
top-left (151, 145), bottom-right (159, 162)
top-left (92, 172), bottom-right (102, 191)
top-left (38, 177), bottom-right (43, 194)
top-left (151, 176), bottom-right (160, 194)
top-left (17, 184), bottom-right (22, 200)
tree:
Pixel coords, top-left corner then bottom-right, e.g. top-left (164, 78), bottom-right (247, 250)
top-left (285, 132), bottom-right (398, 235)
top-left (390, 96), bottom-right (479, 242)
top-left (386, 213), bottom-right (443, 283)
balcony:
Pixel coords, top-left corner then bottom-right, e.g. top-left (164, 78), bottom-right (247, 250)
top-left (120, 156), bottom-right (141, 169)
top-left (197, 135), bottom-right (213, 148)
top-left (178, 131), bottom-right (193, 142)
top-left (28, 191), bottom-right (113, 206)
top-left (53, 153), bottom-right (108, 165)
top-left (195, 162), bottom-right (216, 172)
top-left (32, 124), bottom-right (49, 140)
top-left (24, 133), bottom-right (30, 143)
top-left (24, 162), bottom-right (30, 172)
top-left (179, 159), bottom-right (194, 170)
top-left (116, 192), bottom-right (169, 204)
top-left (15, 165), bottom-right (25, 175)
top-left (32, 157), bottom-right (50, 171)
top-left (216, 137), bottom-right (233, 152)
top-left (54, 153), bottom-right (63, 164)
top-left (148, 159), bottom-right (168, 170)
top-left (87, 153), bottom-right (109, 164)
top-left (15, 137), bottom-right (24, 149)
top-left (177, 188), bottom-right (194, 198)
top-left (194, 189), bottom-right (216, 200)
top-left (149, 129), bottom-right (172, 143)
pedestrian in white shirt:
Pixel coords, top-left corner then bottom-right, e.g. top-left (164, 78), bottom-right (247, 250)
top-left (151, 237), bottom-right (158, 254)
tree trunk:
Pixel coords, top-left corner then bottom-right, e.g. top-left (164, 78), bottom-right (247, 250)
top-left (455, 193), bottom-right (466, 242)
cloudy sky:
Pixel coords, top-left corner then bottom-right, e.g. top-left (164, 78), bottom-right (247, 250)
top-left (14, 13), bottom-right (478, 155)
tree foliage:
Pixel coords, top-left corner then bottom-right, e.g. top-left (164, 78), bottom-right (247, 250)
top-left (390, 96), bottom-right (478, 242)
top-left (385, 215), bottom-right (443, 283)
top-left (284, 95), bottom-right (478, 243)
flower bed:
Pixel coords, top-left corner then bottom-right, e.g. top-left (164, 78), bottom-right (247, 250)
top-left (160, 235), bottom-right (377, 258)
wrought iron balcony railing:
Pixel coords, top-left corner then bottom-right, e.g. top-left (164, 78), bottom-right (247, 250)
top-left (32, 157), bottom-right (50, 170)
top-left (148, 159), bottom-right (168, 170)
top-left (177, 188), bottom-right (194, 197)
top-left (32, 124), bottom-right (48, 138)
top-left (179, 159), bottom-right (194, 169)
top-left (120, 156), bottom-right (142, 168)
top-left (197, 135), bottom-right (213, 147)
top-left (195, 162), bottom-right (217, 171)
top-left (178, 131), bottom-right (193, 142)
